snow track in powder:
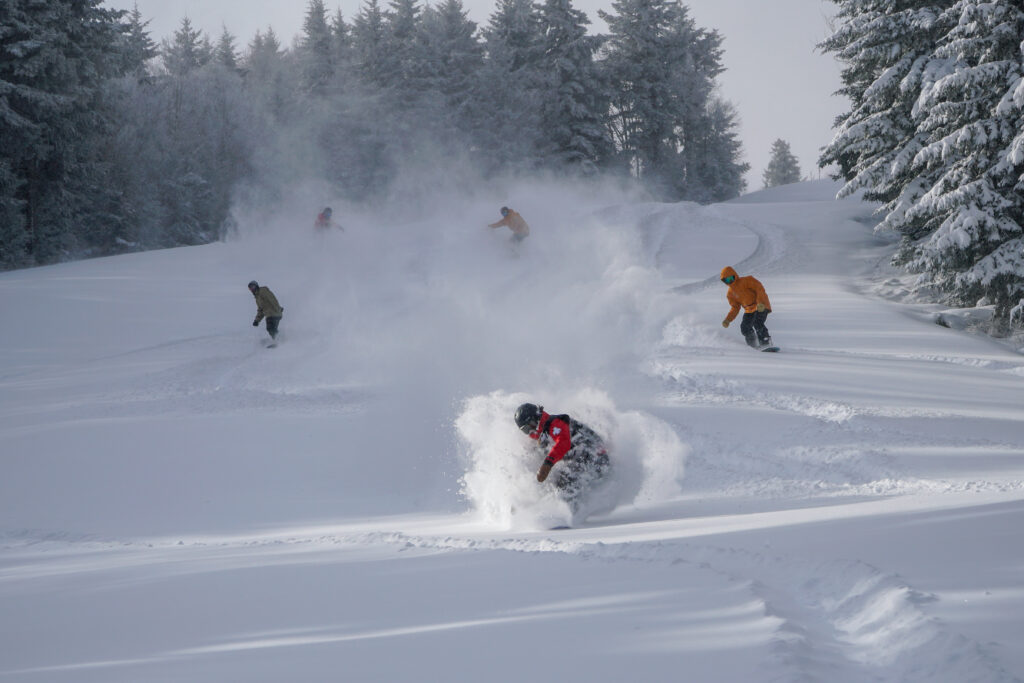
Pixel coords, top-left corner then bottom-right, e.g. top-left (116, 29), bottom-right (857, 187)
top-left (2, 515), bottom-right (1015, 683)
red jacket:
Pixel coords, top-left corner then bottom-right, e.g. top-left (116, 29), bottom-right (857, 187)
top-left (527, 411), bottom-right (573, 465)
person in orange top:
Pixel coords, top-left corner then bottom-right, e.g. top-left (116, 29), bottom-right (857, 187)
top-left (488, 206), bottom-right (530, 243)
top-left (720, 266), bottom-right (773, 349)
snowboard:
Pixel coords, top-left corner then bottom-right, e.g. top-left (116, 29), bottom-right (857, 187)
top-left (549, 525), bottom-right (572, 530)
top-left (760, 346), bottom-right (780, 352)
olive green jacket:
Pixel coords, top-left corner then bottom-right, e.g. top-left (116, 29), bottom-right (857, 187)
top-left (253, 286), bottom-right (283, 322)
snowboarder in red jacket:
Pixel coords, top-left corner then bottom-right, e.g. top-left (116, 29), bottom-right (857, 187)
top-left (314, 207), bottom-right (337, 231)
top-left (514, 403), bottom-right (610, 505)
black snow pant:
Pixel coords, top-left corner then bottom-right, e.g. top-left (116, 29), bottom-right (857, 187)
top-left (265, 316), bottom-right (282, 339)
top-left (740, 310), bottom-right (771, 348)
top-left (555, 449), bottom-right (611, 510)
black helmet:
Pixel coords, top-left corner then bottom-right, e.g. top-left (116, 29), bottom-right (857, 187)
top-left (500, 206), bottom-right (510, 217)
top-left (248, 280), bottom-right (259, 291)
top-left (514, 403), bottom-right (542, 434)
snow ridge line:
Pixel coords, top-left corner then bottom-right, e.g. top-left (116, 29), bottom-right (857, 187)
top-left (367, 531), bottom-right (1016, 682)
top-left (650, 356), bottom-right (1022, 424)
top-left (704, 206), bottom-right (789, 279)
top-left (393, 533), bottom-right (1016, 683)
top-left (679, 545), bottom-right (1017, 683)
top-left (650, 361), bottom-right (862, 423)
top-left (1, 528), bottom-right (1013, 681)
top-left (655, 364), bottom-right (1024, 499)
top-left (664, 205), bottom-right (789, 296)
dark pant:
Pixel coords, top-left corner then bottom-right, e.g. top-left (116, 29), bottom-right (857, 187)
top-left (555, 449), bottom-right (610, 507)
top-left (740, 310), bottom-right (771, 348)
top-left (266, 316), bottom-right (282, 339)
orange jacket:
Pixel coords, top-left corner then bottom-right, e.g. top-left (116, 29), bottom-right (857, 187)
top-left (488, 209), bottom-right (530, 236)
top-left (721, 266), bottom-right (771, 323)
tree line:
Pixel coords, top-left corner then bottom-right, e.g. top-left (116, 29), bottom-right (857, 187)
top-left (821, 0), bottom-right (1024, 333)
top-left (0, 0), bottom-right (749, 270)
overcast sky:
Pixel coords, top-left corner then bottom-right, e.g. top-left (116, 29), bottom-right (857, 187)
top-left (103, 0), bottom-right (845, 190)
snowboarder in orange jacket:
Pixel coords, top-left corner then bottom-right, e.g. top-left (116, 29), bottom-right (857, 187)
top-left (488, 206), bottom-right (530, 243)
top-left (720, 266), bottom-right (773, 349)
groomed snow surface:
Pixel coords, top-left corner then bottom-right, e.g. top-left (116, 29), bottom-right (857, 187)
top-left (2, 179), bottom-right (1023, 682)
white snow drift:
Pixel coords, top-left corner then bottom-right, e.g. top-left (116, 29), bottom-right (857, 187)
top-left (2, 179), bottom-right (1023, 682)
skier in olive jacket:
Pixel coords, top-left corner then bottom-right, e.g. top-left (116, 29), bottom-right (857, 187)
top-left (248, 280), bottom-right (283, 341)
top-left (514, 403), bottom-right (610, 506)
top-left (720, 266), bottom-right (773, 349)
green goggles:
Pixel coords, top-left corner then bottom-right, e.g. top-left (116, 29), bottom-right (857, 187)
top-left (721, 275), bottom-right (736, 284)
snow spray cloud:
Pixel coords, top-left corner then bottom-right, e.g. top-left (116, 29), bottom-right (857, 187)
top-left (456, 390), bottom-right (688, 529)
top-left (226, 148), bottom-right (693, 511)
top-left (228, 172), bottom-right (680, 392)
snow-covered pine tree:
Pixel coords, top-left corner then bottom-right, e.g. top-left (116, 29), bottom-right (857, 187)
top-left (600, 0), bottom-right (732, 199)
top-left (353, 0), bottom-right (389, 89)
top-left (244, 27), bottom-right (294, 122)
top-left (246, 27), bottom-right (285, 81)
top-left (161, 17), bottom-right (211, 76)
top-left (0, 161), bottom-right (27, 269)
top-left (898, 0), bottom-right (1024, 330)
top-left (0, 2), bottom-right (38, 268)
top-left (763, 139), bottom-right (802, 188)
top-left (121, 4), bottom-right (158, 78)
top-left (600, 0), bottom-right (680, 186)
top-left (472, 0), bottom-right (545, 173)
top-left (483, 0), bottom-right (542, 74)
top-left (215, 26), bottom-right (240, 72)
top-left (300, 0), bottom-right (335, 96)
top-left (418, 0), bottom-right (483, 146)
top-left (339, 0), bottom-right (407, 197)
top-left (382, 0), bottom-right (424, 94)
top-left (661, 5), bottom-right (730, 201)
top-left (366, 0), bottom-right (432, 174)
top-left (534, 0), bottom-right (611, 173)
top-left (686, 98), bottom-right (749, 202)
top-left (0, 0), bottom-right (128, 266)
top-left (818, 0), bottom-right (955, 206)
top-left (331, 8), bottom-right (354, 71)
top-left (121, 39), bottom-right (257, 249)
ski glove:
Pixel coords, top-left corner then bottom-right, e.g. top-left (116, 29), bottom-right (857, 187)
top-left (253, 319), bottom-right (260, 327)
top-left (721, 319), bottom-right (730, 328)
top-left (756, 303), bottom-right (767, 313)
top-left (537, 461), bottom-right (553, 483)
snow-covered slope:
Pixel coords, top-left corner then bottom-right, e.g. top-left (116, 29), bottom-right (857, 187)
top-left (2, 180), bottom-right (1023, 682)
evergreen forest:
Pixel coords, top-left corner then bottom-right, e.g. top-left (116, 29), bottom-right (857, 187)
top-left (0, 0), bottom-right (747, 269)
